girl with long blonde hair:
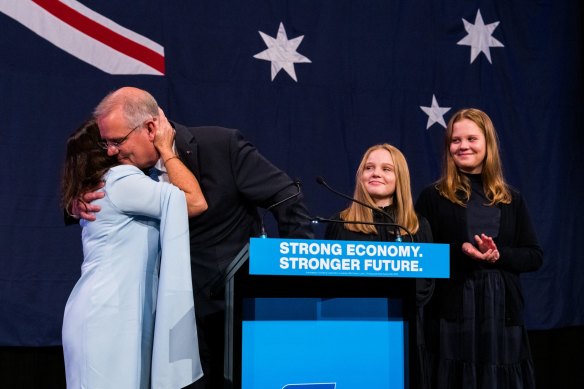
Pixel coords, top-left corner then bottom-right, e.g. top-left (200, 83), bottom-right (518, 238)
top-left (416, 108), bottom-right (542, 389)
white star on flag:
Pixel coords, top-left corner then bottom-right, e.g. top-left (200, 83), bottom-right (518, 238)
top-left (420, 95), bottom-right (451, 129)
top-left (253, 22), bottom-right (311, 81)
top-left (457, 9), bottom-right (504, 64)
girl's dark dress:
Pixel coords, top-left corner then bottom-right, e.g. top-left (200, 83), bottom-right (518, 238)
top-left (415, 174), bottom-right (543, 389)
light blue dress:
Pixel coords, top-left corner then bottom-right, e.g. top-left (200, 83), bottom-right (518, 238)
top-left (62, 165), bottom-right (202, 388)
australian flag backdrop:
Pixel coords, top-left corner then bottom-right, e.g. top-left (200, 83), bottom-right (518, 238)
top-left (0, 0), bottom-right (582, 346)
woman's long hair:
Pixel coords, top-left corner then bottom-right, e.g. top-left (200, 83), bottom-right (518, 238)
top-left (437, 108), bottom-right (511, 206)
top-left (61, 119), bottom-right (118, 216)
top-left (340, 144), bottom-right (420, 234)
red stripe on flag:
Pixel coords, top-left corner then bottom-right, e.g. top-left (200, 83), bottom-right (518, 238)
top-left (32, 0), bottom-right (165, 74)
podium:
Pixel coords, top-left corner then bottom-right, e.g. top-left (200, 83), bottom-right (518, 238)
top-left (217, 238), bottom-right (449, 389)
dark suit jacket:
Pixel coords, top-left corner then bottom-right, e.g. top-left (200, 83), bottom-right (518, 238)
top-left (173, 122), bottom-right (314, 297)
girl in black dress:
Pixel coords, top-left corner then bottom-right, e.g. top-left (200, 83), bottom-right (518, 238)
top-left (416, 108), bottom-right (543, 388)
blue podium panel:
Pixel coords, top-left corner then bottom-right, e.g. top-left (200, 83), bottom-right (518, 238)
top-left (241, 297), bottom-right (406, 389)
top-left (250, 238), bottom-right (449, 278)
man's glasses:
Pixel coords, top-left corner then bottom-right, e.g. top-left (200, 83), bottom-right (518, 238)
top-left (97, 121), bottom-right (145, 150)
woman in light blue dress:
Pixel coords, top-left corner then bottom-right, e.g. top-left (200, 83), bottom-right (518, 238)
top-left (61, 116), bottom-right (206, 388)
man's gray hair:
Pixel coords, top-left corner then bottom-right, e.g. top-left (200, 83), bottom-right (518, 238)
top-left (94, 88), bottom-right (159, 128)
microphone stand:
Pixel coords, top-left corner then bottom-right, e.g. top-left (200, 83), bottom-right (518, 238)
top-left (313, 216), bottom-right (415, 242)
top-left (315, 176), bottom-right (413, 242)
top-left (259, 180), bottom-right (302, 238)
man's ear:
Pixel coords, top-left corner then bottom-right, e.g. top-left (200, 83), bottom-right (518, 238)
top-left (146, 117), bottom-right (158, 141)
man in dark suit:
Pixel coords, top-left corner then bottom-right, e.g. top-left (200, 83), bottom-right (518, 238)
top-left (81, 86), bottom-right (314, 388)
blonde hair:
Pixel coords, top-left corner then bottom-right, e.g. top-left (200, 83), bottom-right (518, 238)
top-left (437, 108), bottom-right (511, 206)
top-left (340, 144), bottom-right (420, 234)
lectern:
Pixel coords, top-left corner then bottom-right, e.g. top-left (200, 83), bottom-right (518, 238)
top-left (216, 238), bottom-right (449, 389)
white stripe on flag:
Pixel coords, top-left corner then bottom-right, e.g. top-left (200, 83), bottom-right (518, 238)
top-left (0, 0), bottom-right (165, 75)
top-left (60, 0), bottom-right (163, 55)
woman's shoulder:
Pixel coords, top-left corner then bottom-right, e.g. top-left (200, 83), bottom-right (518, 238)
top-left (414, 214), bottom-right (433, 243)
top-left (329, 211), bottom-right (343, 220)
top-left (324, 212), bottom-right (347, 239)
top-left (416, 213), bottom-right (431, 226)
top-left (506, 184), bottom-right (522, 199)
top-left (416, 183), bottom-right (441, 203)
top-left (103, 165), bottom-right (150, 192)
top-left (419, 182), bottom-right (439, 195)
top-left (104, 165), bottom-right (144, 180)
top-left (110, 164), bottom-right (143, 173)
top-left (500, 185), bottom-right (527, 210)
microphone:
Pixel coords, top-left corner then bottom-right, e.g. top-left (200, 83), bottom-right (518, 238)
top-left (259, 179), bottom-right (302, 238)
top-left (315, 176), bottom-right (412, 242)
top-left (314, 216), bottom-right (406, 228)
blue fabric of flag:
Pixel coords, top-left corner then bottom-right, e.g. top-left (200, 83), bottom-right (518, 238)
top-left (0, 0), bottom-right (581, 345)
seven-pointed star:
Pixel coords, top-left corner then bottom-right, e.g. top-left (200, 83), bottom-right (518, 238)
top-left (253, 22), bottom-right (312, 81)
top-left (457, 9), bottom-right (504, 64)
top-left (420, 95), bottom-right (451, 129)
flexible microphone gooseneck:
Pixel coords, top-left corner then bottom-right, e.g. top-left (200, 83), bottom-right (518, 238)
top-left (315, 176), bottom-right (413, 242)
top-left (259, 180), bottom-right (302, 238)
top-left (314, 216), bottom-right (408, 228)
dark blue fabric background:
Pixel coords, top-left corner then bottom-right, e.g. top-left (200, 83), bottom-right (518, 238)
top-left (0, 0), bottom-right (581, 345)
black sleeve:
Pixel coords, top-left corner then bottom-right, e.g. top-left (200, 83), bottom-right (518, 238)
top-left (414, 215), bottom-right (433, 243)
top-left (270, 190), bottom-right (315, 239)
top-left (230, 129), bottom-right (314, 239)
top-left (496, 193), bottom-right (543, 273)
top-left (415, 214), bottom-right (435, 306)
top-left (64, 211), bottom-right (80, 226)
top-left (414, 186), bottom-right (435, 224)
top-left (324, 213), bottom-right (345, 240)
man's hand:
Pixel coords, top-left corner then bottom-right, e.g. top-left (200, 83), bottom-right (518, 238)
top-left (71, 182), bottom-right (105, 222)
